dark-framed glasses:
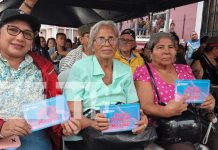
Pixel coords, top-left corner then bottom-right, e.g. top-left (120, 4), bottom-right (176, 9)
top-left (7, 25), bottom-right (35, 40)
top-left (94, 37), bottom-right (118, 46)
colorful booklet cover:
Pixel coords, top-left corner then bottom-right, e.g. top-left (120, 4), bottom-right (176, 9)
top-left (100, 103), bottom-right (140, 133)
top-left (175, 79), bottom-right (210, 103)
top-left (23, 95), bottom-right (70, 132)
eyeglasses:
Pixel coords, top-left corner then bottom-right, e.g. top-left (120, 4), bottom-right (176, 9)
top-left (94, 37), bottom-right (118, 46)
top-left (7, 25), bottom-right (35, 40)
top-left (119, 38), bottom-right (134, 44)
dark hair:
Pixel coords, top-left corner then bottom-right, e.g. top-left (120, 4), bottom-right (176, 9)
top-left (39, 36), bottom-right (45, 41)
top-left (147, 32), bottom-right (176, 51)
top-left (170, 32), bottom-right (179, 46)
top-left (66, 39), bottom-right (72, 48)
top-left (46, 38), bottom-right (56, 47)
top-left (204, 37), bottom-right (218, 52)
top-left (56, 33), bottom-right (66, 39)
top-left (200, 36), bottom-right (209, 45)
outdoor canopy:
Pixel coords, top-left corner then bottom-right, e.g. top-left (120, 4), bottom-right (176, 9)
top-left (0, 0), bottom-right (203, 27)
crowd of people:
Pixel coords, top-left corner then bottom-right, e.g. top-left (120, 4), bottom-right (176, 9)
top-left (0, 0), bottom-right (218, 150)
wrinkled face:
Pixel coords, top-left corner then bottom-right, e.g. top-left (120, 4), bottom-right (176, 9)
top-left (0, 20), bottom-right (34, 59)
top-left (80, 33), bottom-right (89, 49)
top-left (151, 38), bottom-right (176, 66)
top-left (93, 25), bottom-right (118, 60)
top-left (118, 34), bottom-right (135, 53)
top-left (56, 34), bottom-right (66, 47)
top-left (40, 37), bottom-right (46, 48)
top-left (191, 32), bottom-right (198, 41)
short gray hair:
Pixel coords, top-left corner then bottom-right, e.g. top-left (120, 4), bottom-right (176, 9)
top-left (88, 20), bottom-right (119, 51)
top-left (147, 32), bottom-right (176, 51)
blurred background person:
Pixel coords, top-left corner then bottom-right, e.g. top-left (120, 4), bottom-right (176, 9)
top-left (47, 37), bottom-right (56, 50)
top-left (65, 38), bottom-right (73, 51)
top-left (114, 28), bottom-right (144, 73)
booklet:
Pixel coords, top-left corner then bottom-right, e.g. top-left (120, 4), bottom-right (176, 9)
top-left (175, 80), bottom-right (210, 103)
top-left (23, 95), bottom-right (70, 132)
top-left (100, 103), bottom-right (140, 133)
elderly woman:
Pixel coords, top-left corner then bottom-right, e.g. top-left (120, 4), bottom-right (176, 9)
top-left (134, 32), bottom-right (216, 150)
top-left (0, 9), bottom-right (80, 150)
top-left (64, 20), bottom-right (148, 150)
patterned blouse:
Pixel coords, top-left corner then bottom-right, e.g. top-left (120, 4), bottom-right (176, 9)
top-left (134, 64), bottom-right (195, 104)
top-left (0, 54), bottom-right (44, 120)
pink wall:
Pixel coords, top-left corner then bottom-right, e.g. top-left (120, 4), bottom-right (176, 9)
top-left (170, 3), bottom-right (198, 41)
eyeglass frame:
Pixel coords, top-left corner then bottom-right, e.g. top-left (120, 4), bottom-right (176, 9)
top-left (6, 25), bottom-right (35, 40)
top-left (94, 36), bottom-right (118, 46)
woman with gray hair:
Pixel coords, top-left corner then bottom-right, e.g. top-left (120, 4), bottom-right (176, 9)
top-left (63, 20), bottom-right (148, 150)
top-left (134, 32), bottom-right (215, 150)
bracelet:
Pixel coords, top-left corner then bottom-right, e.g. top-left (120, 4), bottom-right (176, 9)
top-left (24, 2), bottom-right (33, 10)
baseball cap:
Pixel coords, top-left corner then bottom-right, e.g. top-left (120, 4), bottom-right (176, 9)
top-left (0, 9), bottom-right (41, 32)
top-left (121, 28), bottom-right (135, 40)
top-left (78, 24), bottom-right (91, 36)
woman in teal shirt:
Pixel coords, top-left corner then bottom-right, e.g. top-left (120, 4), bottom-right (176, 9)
top-left (64, 20), bottom-right (148, 150)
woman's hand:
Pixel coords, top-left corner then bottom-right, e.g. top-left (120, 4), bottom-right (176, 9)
top-left (91, 113), bottom-right (109, 131)
top-left (62, 117), bottom-right (81, 136)
top-left (132, 110), bottom-right (148, 134)
top-left (0, 118), bottom-right (31, 137)
top-left (200, 94), bottom-right (215, 110)
top-left (164, 95), bottom-right (189, 117)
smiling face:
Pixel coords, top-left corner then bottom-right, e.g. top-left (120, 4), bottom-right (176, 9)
top-left (151, 37), bottom-right (176, 66)
top-left (0, 20), bottom-right (34, 59)
top-left (93, 25), bottom-right (118, 60)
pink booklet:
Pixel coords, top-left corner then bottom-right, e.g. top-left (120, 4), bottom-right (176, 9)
top-left (0, 135), bottom-right (21, 149)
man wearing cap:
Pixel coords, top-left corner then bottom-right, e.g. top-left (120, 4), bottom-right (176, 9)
top-left (59, 24), bottom-right (92, 73)
top-left (114, 28), bottom-right (144, 73)
top-left (0, 9), bottom-right (80, 150)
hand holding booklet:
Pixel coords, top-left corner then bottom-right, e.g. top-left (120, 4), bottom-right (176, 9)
top-left (22, 95), bottom-right (70, 132)
top-left (100, 103), bottom-right (140, 133)
top-left (175, 79), bottom-right (210, 103)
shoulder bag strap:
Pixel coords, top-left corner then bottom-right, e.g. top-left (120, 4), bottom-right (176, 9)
top-left (144, 63), bottom-right (165, 106)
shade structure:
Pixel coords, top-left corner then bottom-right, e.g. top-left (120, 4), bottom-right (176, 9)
top-left (0, 0), bottom-right (203, 27)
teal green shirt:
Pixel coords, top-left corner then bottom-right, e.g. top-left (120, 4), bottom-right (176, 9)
top-left (63, 55), bottom-right (138, 141)
top-left (64, 55), bottom-right (138, 112)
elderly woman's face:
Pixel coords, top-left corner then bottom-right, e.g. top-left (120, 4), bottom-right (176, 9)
top-left (0, 20), bottom-right (34, 59)
top-left (93, 25), bottom-right (117, 60)
top-left (151, 37), bottom-right (176, 66)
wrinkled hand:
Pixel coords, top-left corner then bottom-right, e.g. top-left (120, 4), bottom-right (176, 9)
top-left (164, 95), bottom-right (189, 117)
top-left (91, 113), bottom-right (109, 131)
top-left (200, 94), bottom-right (215, 110)
top-left (62, 118), bottom-right (81, 136)
top-left (132, 110), bottom-right (148, 134)
top-left (1, 118), bottom-right (31, 137)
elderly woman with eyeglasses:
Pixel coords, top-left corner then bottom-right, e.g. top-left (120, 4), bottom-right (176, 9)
top-left (63, 20), bottom-right (148, 150)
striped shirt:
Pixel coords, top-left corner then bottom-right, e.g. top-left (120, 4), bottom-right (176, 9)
top-left (59, 45), bottom-right (84, 72)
